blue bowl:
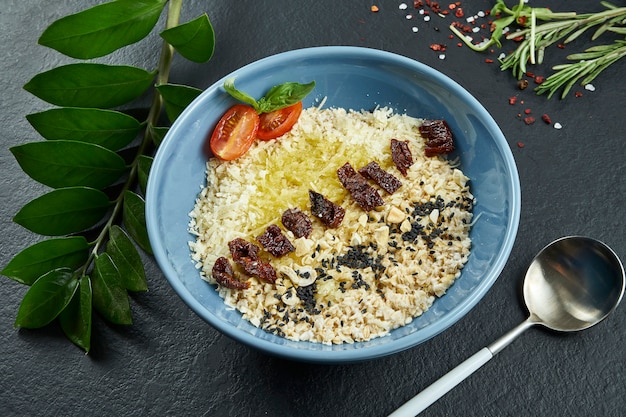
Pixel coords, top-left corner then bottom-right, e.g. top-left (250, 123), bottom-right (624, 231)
top-left (146, 46), bottom-right (521, 363)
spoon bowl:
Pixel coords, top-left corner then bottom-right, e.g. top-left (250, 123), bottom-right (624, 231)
top-left (524, 236), bottom-right (624, 332)
top-left (390, 236), bottom-right (625, 416)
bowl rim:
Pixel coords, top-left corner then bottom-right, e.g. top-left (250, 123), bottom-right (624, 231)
top-left (146, 45), bottom-right (521, 363)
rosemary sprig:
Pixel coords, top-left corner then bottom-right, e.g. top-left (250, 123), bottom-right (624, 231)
top-left (500, 3), bottom-right (626, 80)
top-left (450, 1), bottom-right (626, 99)
top-left (535, 39), bottom-right (626, 98)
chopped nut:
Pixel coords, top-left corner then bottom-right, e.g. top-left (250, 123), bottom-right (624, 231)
top-left (387, 206), bottom-right (406, 224)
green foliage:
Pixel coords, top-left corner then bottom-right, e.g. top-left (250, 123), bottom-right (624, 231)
top-left (156, 83), bottom-right (203, 122)
top-left (3, 0), bottom-right (216, 353)
top-left (26, 108), bottom-right (144, 151)
top-left (160, 13), bottom-right (215, 63)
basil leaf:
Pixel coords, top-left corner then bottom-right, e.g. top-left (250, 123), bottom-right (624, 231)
top-left (257, 81), bottom-right (316, 113)
top-left (123, 191), bottom-right (153, 255)
top-left (26, 108), bottom-right (143, 151)
top-left (150, 125), bottom-right (169, 147)
top-left (59, 275), bottom-right (92, 353)
top-left (92, 253), bottom-right (132, 325)
top-left (23, 63), bottom-right (157, 108)
top-left (11, 140), bottom-right (128, 189)
top-left (13, 187), bottom-right (111, 236)
top-left (107, 225), bottom-right (148, 292)
top-left (14, 268), bottom-right (79, 328)
top-left (39, 0), bottom-right (167, 59)
top-left (156, 83), bottom-right (203, 122)
top-left (1, 237), bottom-right (89, 285)
top-left (160, 13), bottom-right (215, 63)
top-left (223, 78), bottom-right (259, 110)
top-left (137, 155), bottom-right (153, 195)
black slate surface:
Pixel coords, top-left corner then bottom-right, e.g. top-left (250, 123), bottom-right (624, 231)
top-left (1, 1), bottom-right (625, 416)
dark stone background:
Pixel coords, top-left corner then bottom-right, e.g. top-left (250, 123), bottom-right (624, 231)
top-left (1, 1), bottom-right (624, 416)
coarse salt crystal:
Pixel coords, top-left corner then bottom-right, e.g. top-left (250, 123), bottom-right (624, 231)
top-left (584, 84), bottom-right (595, 92)
top-left (419, 9), bottom-right (425, 15)
top-left (472, 27), bottom-right (480, 33)
top-left (477, 11), bottom-right (485, 17)
top-left (439, 54), bottom-right (446, 60)
top-left (412, 26), bottom-right (419, 33)
top-left (498, 53), bottom-right (506, 60)
top-left (399, 3), bottom-right (408, 10)
top-left (424, 16), bottom-right (431, 21)
top-left (406, 14), bottom-right (413, 19)
top-left (554, 122), bottom-right (563, 129)
top-left (466, 16), bottom-right (475, 23)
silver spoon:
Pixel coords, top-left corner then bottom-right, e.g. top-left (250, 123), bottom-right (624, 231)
top-left (389, 236), bottom-right (625, 417)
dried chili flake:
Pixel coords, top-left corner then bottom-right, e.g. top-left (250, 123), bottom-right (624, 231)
top-left (517, 15), bottom-right (527, 25)
top-left (485, 58), bottom-right (494, 63)
top-left (508, 96), bottom-right (518, 105)
top-left (414, 0), bottom-right (424, 8)
top-left (455, 8), bottom-right (464, 18)
top-left (524, 108), bottom-right (531, 115)
top-left (534, 75), bottom-right (545, 84)
top-left (575, 91), bottom-right (583, 97)
top-left (517, 142), bottom-right (525, 148)
top-left (525, 71), bottom-right (535, 78)
top-left (448, 3), bottom-right (456, 9)
top-left (371, 5), bottom-right (379, 12)
top-left (541, 114), bottom-right (552, 124)
top-left (430, 43), bottom-right (446, 52)
top-left (557, 43), bottom-right (566, 49)
top-left (524, 116), bottom-right (536, 125)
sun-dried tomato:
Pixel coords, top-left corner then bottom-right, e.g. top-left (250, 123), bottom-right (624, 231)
top-left (358, 161), bottom-right (402, 194)
top-left (337, 162), bottom-right (384, 211)
top-left (228, 238), bottom-right (276, 283)
top-left (309, 190), bottom-right (345, 228)
top-left (390, 139), bottom-right (414, 176)
top-left (212, 257), bottom-right (249, 289)
top-left (419, 120), bottom-right (455, 157)
top-left (257, 224), bottom-right (294, 257)
top-left (541, 114), bottom-right (552, 124)
top-left (281, 208), bottom-right (312, 238)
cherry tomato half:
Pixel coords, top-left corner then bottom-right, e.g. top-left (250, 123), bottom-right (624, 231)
top-left (209, 104), bottom-right (260, 161)
top-left (257, 101), bottom-right (303, 141)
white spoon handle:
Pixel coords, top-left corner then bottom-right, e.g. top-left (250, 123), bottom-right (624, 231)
top-left (388, 348), bottom-right (492, 417)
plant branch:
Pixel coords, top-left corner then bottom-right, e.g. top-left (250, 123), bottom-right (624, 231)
top-left (83, 0), bottom-right (183, 274)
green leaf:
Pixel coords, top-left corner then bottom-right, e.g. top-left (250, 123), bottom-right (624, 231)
top-left (160, 13), bottom-right (216, 63)
top-left (149, 126), bottom-right (169, 147)
top-left (26, 108), bottom-right (143, 151)
top-left (14, 268), bottom-right (79, 328)
top-left (223, 78), bottom-right (259, 109)
top-left (10, 140), bottom-right (128, 189)
top-left (1, 237), bottom-right (89, 285)
top-left (257, 81), bottom-right (316, 113)
top-left (13, 187), bottom-right (110, 236)
top-left (107, 225), bottom-right (148, 292)
top-left (92, 253), bottom-right (132, 325)
top-left (39, 0), bottom-right (167, 59)
top-left (123, 191), bottom-right (153, 255)
top-left (59, 275), bottom-right (92, 353)
top-left (23, 63), bottom-right (157, 108)
top-left (156, 83), bottom-right (203, 122)
top-left (137, 155), bottom-right (153, 195)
